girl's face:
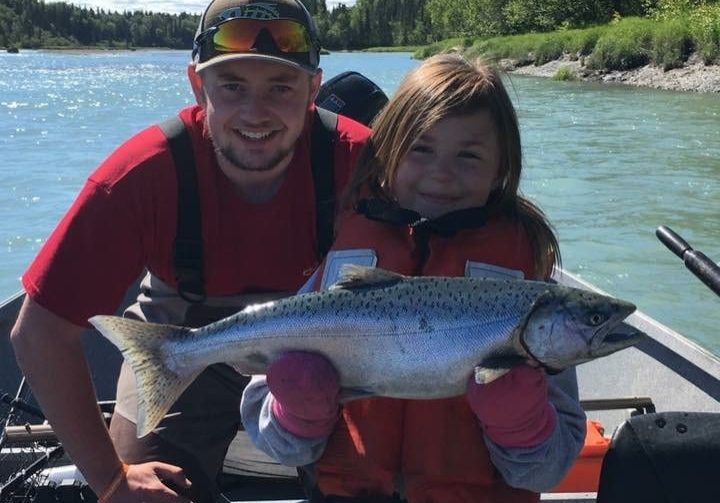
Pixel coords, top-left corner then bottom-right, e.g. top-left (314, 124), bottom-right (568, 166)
top-left (393, 110), bottom-right (501, 219)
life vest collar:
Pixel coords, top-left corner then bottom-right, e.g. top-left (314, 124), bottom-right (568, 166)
top-left (355, 198), bottom-right (488, 238)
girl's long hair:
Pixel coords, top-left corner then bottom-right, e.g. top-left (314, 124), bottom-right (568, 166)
top-left (342, 53), bottom-right (560, 278)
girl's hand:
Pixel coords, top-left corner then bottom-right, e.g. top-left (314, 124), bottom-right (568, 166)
top-left (466, 365), bottom-right (556, 448)
top-left (266, 351), bottom-right (340, 438)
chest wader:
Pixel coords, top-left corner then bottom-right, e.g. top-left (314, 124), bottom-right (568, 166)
top-left (109, 108), bottom-right (339, 503)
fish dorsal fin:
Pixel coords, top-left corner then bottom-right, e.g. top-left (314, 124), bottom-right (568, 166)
top-left (329, 265), bottom-right (405, 291)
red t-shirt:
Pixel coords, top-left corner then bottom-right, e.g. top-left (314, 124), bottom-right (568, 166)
top-left (23, 105), bottom-right (370, 327)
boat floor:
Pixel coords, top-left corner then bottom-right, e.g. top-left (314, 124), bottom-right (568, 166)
top-left (221, 498), bottom-right (596, 503)
top-left (217, 474), bottom-right (597, 502)
top-left (221, 497), bottom-right (596, 503)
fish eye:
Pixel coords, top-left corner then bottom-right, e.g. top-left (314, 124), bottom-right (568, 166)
top-left (589, 313), bottom-right (605, 326)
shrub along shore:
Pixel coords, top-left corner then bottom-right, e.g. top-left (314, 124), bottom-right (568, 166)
top-left (416, 13), bottom-right (720, 93)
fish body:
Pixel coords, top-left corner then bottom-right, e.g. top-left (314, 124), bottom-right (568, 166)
top-left (90, 266), bottom-right (643, 436)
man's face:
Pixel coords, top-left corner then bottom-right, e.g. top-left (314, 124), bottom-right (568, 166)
top-left (191, 58), bottom-right (321, 181)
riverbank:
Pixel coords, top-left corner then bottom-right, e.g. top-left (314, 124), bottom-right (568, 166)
top-left (501, 53), bottom-right (720, 93)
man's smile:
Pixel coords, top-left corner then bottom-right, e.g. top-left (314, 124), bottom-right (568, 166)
top-left (234, 128), bottom-right (279, 142)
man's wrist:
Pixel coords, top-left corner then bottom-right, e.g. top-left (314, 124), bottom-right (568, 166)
top-left (97, 462), bottom-right (129, 503)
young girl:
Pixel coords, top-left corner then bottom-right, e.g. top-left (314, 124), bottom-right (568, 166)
top-left (241, 53), bottom-right (586, 503)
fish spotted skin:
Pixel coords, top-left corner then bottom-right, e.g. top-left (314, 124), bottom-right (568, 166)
top-left (90, 266), bottom-right (643, 437)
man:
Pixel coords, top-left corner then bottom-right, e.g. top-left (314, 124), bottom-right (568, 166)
top-left (10, 1), bottom-right (370, 502)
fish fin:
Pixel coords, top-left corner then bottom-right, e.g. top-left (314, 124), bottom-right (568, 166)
top-left (338, 387), bottom-right (374, 402)
top-left (474, 355), bottom-right (526, 384)
top-left (474, 367), bottom-right (512, 385)
top-left (89, 315), bottom-right (198, 437)
top-left (330, 265), bottom-right (405, 291)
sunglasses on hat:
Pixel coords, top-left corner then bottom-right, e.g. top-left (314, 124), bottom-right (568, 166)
top-left (193, 17), bottom-right (318, 72)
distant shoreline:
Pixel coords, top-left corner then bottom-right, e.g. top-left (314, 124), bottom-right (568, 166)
top-left (3, 46), bottom-right (180, 53)
top-left (501, 54), bottom-right (720, 94)
top-left (7, 46), bottom-right (719, 93)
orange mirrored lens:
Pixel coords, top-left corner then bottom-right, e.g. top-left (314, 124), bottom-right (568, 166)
top-left (213, 18), bottom-right (312, 54)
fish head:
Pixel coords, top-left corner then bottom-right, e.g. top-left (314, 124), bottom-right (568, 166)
top-left (520, 287), bottom-right (644, 371)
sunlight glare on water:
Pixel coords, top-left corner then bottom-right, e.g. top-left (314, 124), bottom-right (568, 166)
top-left (1, 50), bottom-right (718, 355)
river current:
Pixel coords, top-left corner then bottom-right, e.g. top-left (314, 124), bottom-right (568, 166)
top-left (1, 50), bottom-right (718, 355)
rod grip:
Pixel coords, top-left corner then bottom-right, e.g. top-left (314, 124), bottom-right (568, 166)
top-left (656, 225), bottom-right (720, 297)
top-left (656, 225), bottom-right (690, 259)
top-left (684, 251), bottom-right (720, 296)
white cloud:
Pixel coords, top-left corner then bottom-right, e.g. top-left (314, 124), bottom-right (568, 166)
top-left (45, 0), bottom-right (355, 15)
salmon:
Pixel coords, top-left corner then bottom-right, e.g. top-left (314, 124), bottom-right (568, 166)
top-left (90, 266), bottom-right (643, 436)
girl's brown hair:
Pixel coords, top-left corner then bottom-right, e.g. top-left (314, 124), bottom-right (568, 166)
top-left (342, 53), bottom-right (560, 278)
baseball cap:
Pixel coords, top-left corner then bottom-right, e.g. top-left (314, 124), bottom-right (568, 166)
top-left (192, 0), bottom-right (321, 74)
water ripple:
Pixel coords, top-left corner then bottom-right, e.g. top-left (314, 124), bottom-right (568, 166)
top-left (1, 50), bottom-right (718, 355)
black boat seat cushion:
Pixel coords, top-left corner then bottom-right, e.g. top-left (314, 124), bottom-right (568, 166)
top-left (596, 411), bottom-right (720, 503)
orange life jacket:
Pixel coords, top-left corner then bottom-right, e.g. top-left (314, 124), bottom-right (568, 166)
top-left (313, 210), bottom-right (539, 503)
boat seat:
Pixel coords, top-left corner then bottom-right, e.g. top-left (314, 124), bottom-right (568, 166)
top-left (550, 397), bottom-right (659, 494)
top-left (596, 411), bottom-right (720, 503)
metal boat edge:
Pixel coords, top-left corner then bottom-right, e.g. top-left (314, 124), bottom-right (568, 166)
top-left (2, 268), bottom-right (719, 503)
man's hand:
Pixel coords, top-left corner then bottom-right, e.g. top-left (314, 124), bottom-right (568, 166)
top-left (266, 351), bottom-right (340, 438)
top-left (11, 300), bottom-right (192, 503)
top-left (466, 365), bottom-right (556, 448)
top-left (107, 462), bottom-right (192, 503)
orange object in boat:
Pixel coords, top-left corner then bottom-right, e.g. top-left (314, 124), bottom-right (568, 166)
top-left (551, 419), bottom-right (610, 493)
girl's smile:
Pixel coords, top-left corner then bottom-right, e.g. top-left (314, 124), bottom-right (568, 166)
top-left (393, 110), bottom-right (501, 219)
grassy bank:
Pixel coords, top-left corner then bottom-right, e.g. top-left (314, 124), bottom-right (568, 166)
top-left (361, 46), bottom-right (422, 53)
top-left (415, 6), bottom-right (720, 72)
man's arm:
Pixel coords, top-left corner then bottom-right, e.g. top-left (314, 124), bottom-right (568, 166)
top-left (10, 297), bottom-right (191, 503)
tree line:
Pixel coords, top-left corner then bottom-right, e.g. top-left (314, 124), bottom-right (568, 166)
top-left (0, 0), bottom-right (706, 51)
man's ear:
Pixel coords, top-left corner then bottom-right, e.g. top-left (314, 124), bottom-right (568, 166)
top-left (187, 64), bottom-right (206, 106)
top-left (309, 69), bottom-right (323, 103)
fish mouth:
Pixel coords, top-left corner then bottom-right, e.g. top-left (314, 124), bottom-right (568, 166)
top-left (591, 304), bottom-right (645, 356)
top-left (604, 323), bottom-right (644, 344)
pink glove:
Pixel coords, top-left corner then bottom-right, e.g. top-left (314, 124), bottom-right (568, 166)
top-left (466, 365), bottom-right (556, 448)
top-left (266, 351), bottom-right (340, 438)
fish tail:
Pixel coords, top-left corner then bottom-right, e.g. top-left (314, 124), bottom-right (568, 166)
top-left (89, 315), bottom-right (200, 437)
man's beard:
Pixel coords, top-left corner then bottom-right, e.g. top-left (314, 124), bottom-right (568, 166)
top-left (216, 142), bottom-right (295, 173)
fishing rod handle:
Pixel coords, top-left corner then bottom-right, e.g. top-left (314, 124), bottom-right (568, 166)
top-left (684, 251), bottom-right (720, 297)
top-left (656, 225), bottom-right (691, 259)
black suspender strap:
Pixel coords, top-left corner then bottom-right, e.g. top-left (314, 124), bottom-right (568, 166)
top-left (311, 107), bottom-right (339, 259)
top-left (158, 115), bottom-right (206, 303)
top-left (159, 109), bottom-right (338, 304)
